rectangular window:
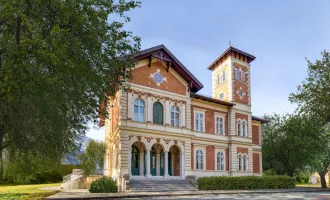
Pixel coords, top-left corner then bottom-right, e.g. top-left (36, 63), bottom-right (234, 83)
top-left (217, 75), bottom-right (220, 86)
top-left (195, 112), bottom-right (204, 132)
top-left (215, 116), bottom-right (224, 135)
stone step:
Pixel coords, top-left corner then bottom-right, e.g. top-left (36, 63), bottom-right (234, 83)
top-left (129, 178), bottom-right (197, 192)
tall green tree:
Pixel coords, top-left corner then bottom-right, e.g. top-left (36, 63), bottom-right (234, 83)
top-left (78, 140), bottom-right (106, 176)
top-left (0, 0), bottom-right (140, 180)
top-left (290, 51), bottom-right (330, 188)
top-left (262, 114), bottom-right (325, 177)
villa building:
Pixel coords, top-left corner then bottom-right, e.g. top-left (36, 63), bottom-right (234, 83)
top-left (100, 44), bottom-right (267, 180)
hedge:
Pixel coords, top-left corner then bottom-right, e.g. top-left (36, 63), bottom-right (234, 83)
top-left (89, 177), bottom-right (118, 193)
top-left (197, 176), bottom-right (295, 190)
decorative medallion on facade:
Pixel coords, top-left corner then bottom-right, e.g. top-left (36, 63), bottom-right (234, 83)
top-left (236, 87), bottom-right (246, 99)
top-left (163, 139), bottom-right (171, 144)
top-left (150, 69), bottom-right (167, 86)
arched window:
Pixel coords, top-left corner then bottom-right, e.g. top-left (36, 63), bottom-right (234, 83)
top-left (171, 106), bottom-right (180, 127)
top-left (238, 154), bottom-right (242, 171)
top-left (153, 102), bottom-right (163, 125)
top-left (243, 155), bottom-right (248, 171)
top-left (242, 121), bottom-right (246, 137)
top-left (217, 151), bottom-right (225, 171)
top-left (222, 71), bottom-right (226, 82)
top-left (241, 70), bottom-right (246, 82)
top-left (235, 68), bottom-right (240, 80)
top-left (237, 120), bottom-right (241, 136)
top-left (133, 98), bottom-right (145, 122)
top-left (217, 74), bottom-right (220, 85)
top-left (196, 150), bottom-right (204, 170)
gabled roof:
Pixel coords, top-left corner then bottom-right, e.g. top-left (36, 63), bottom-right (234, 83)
top-left (208, 46), bottom-right (256, 70)
top-left (133, 45), bottom-right (204, 93)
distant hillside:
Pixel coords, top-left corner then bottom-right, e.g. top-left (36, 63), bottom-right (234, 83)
top-left (61, 135), bottom-right (92, 165)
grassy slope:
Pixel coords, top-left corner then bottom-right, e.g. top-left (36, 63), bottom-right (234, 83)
top-left (0, 183), bottom-right (61, 200)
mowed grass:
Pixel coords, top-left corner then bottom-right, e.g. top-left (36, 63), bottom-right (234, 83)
top-left (0, 183), bottom-right (61, 200)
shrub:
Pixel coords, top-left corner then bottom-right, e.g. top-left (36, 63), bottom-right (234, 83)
top-left (89, 177), bottom-right (117, 193)
top-left (197, 176), bottom-right (295, 190)
top-left (23, 171), bottom-right (62, 184)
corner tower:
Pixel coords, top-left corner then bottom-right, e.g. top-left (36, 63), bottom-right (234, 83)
top-left (208, 46), bottom-right (256, 106)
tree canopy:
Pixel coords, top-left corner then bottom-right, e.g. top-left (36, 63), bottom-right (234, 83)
top-left (0, 0), bottom-right (140, 180)
top-left (289, 50), bottom-right (330, 188)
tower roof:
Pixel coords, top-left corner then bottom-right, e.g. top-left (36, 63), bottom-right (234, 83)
top-left (207, 46), bottom-right (256, 70)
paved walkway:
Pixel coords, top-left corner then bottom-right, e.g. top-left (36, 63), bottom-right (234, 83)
top-left (46, 188), bottom-right (330, 200)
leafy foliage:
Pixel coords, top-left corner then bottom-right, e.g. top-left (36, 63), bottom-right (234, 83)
top-left (262, 113), bottom-right (326, 176)
top-left (78, 140), bottom-right (106, 176)
top-left (197, 176), bottom-right (295, 190)
top-left (289, 51), bottom-right (330, 188)
top-left (89, 177), bottom-right (117, 193)
top-left (0, 0), bottom-right (140, 181)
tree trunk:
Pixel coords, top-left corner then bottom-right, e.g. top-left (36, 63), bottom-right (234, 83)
top-left (319, 171), bottom-right (328, 189)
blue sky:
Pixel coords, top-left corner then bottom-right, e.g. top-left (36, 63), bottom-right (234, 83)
top-left (87, 0), bottom-right (330, 140)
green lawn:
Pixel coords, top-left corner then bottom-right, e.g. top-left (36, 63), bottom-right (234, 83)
top-left (0, 183), bottom-right (61, 200)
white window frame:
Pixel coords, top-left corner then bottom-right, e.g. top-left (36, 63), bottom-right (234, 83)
top-left (214, 113), bottom-right (225, 135)
top-left (170, 105), bottom-right (180, 127)
top-left (243, 154), bottom-right (248, 171)
top-left (194, 109), bottom-right (205, 132)
top-left (238, 153), bottom-right (242, 171)
top-left (237, 119), bottom-right (248, 137)
top-left (133, 98), bottom-right (145, 122)
top-left (195, 148), bottom-right (206, 170)
top-left (215, 150), bottom-right (226, 171)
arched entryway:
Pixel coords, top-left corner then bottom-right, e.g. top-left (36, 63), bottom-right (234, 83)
top-left (150, 143), bottom-right (164, 176)
top-left (130, 141), bottom-right (146, 176)
top-left (169, 145), bottom-right (181, 176)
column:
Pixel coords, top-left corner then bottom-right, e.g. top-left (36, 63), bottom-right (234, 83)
top-left (181, 104), bottom-right (186, 127)
top-left (156, 153), bottom-right (160, 176)
top-left (146, 150), bottom-right (151, 178)
top-left (128, 148), bottom-right (131, 177)
top-left (147, 97), bottom-right (153, 122)
top-left (164, 151), bottom-right (169, 178)
top-left (171, 154), bottom-right (174, 176)
top-left (165, 100), bottom-right (170, 125)
top-left (180, 153), bottom-right (185, 178)
top-left (139, 152), bottom-right (144, 176)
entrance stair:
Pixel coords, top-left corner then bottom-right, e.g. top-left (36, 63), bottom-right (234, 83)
top-left (130, 178), bottom-right (197, 192)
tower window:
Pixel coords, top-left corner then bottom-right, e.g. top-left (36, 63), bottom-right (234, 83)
top-left (219, 93), bottom-right (225, 100)
top-left (217, 74), bottom-right (220, 86)
top-left (235, 68), bottom-right (241, 80)
top-left (222, 71), bottom-right (226, 82)
top-left (241, 70), bottom-right (246, 82)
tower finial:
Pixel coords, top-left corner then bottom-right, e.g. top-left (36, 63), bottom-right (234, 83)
top-left (229, 40), bottom-right (232, 47)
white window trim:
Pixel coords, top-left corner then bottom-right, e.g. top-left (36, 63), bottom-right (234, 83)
top-left (133, 98), bottom-right (146, 122)
top-left (194, 147), bottom-right (206, 170)
top-left (215, 149), bottom-right (226, 171)
top-left (237, 153), bottom-right (249, 171)
top-left (170, 105), bottom-right (180, 128)
top-left (236, 118), bottom-right (248, 137)
top-left (193, 109), bottom-right (206, 132)
top-left (214, 113), bottom-right (226, 135)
